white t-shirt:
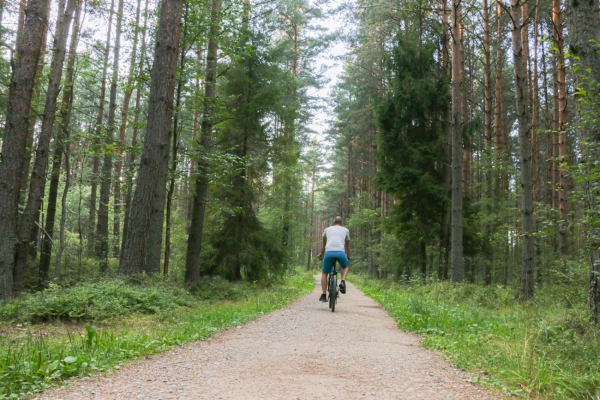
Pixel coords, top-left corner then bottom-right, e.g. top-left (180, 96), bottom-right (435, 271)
top-left (323, 225), bottom-right (350, 252)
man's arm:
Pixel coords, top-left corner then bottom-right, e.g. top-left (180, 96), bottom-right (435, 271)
top-left (320, 236), bottom-right (327, 258)
top-left (345, 238), bottom-right (351, 259)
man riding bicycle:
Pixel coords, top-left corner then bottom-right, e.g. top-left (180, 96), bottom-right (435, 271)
top-left (318, 216), bottom-right (351, 302)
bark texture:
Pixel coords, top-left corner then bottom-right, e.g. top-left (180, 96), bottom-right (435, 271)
top-left (510, 0), bottom-right (535, 299)
top-left (565, 0), bottom-right (600, 321)
top-left (531, 1), bottom-right (540, 203)
top-left (494, 2), bottom-right (507, 196)
top-left (185, 0), bottom-right (222, 285)
top-left (120, 0), bottom-right (183, 275)
top-left (0, 0), bottom-right (51, 299)
top-left (164, 8), bottom-right (189, 277)
top-left (439, 0), bottom-right (451, 280)
top-left (450, 0), bottom-right (464, 282)
top-left (16, 0), bottom-right (76, 291)
top-left (121, 0), bottom-right (150, 262)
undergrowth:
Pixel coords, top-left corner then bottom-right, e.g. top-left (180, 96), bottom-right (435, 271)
top-left (0, 271), bottom-right (314, 398)
top-left (0, 280), bottom-right (195, 322)
top-left (353, 276), bottom-right (600, 399)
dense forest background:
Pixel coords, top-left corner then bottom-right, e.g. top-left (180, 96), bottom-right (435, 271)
top-left (324, 0), bottom-right (600, 313)
top-left (2, 0), bottom-right (600, 397)
top-left (0, 0), bottom-right (599, 321)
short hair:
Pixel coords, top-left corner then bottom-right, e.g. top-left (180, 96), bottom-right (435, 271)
top-left (333, 216), bottom-right (343, 225)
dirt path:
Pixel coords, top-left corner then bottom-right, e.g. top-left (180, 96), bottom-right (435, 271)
top-left (38, 277), bottom-right (501, 399)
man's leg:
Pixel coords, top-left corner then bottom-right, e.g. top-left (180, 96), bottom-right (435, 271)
top-left (339, 266), bottom-right (349, 294)
top-left (341, 267), bottom-right (349, 281)
top-left (321, 273), bottom-right (328, 294)
top-left (319, 253), bottom-right (332, 302)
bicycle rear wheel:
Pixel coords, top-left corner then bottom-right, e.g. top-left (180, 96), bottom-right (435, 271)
top-left (329, 274), bottom-right (337, 312)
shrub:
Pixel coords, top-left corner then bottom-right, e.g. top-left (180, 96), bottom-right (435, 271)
top-left (0, 280), bottom-right (195, 322)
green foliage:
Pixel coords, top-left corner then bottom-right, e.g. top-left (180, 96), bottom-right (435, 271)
top-left (568, 64), bottom-right (600, 252)
top-left (0, 271), bottom-right (313, 398)
top-left (209, 24), bottom-right (297, 281)
top-left (374, 32), bottom-right (448, 275)
top-left (355, 275), bottom-right (600, 399)
top-left (346, 193), bottom-right (382, 273)
top-left (376, 35), bottom-right (447, 226)
top-left (0, 280), bottom-right (195, 322)
top-left (371, 233), bottom-right (403, 275)
top-left (213, 210), bottom-right (287, 281)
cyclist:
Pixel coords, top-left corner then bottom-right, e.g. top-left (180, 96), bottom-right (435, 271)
top-left (318, 216), bottom-right (351, 302)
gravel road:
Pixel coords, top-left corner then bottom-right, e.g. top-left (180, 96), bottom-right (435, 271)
top-left (37, 277), bottom-right (502, 400)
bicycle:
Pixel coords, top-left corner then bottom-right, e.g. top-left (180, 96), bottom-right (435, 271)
top-left (318, 254), bottom-right (350, 312)
top-left (327, 260), bottom-right (339, 312)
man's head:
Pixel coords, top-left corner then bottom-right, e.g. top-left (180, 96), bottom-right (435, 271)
top-left (333, 216), bottom-right (343, 226)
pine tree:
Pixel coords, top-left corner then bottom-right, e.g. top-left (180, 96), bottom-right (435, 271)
top-left (0, 0), bottom-right (51, 298)
top-left (119, 0), bottom-right (184, 276)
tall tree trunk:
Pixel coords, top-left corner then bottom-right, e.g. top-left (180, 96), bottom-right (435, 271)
top-left (120, 0), bottom-right (150, 262)
top-left (184, 46), bottom-right (203, 233)
top-left (40, 134), bottom-right (67, 285)
top-left (97, 0), bottom-right (124, 273)
top-left (521, 0), bottom-right (530, 85)
top-left (14, 0), bottom-right (27, 60)
top-left (54, 131), bottom-right (72, 280)
top-left (14, 0), bottom-right (77, 293)
top-left (553, 0), bottom-right (569, 255)
top-left (19, 0), bottom-right (50, 215)
top-left (450, 0), bottom-right (464, 282)
top-left (510, 0), bottom-right (535, 299)
top-left (89, 0), bottom-right (114, 257)
top-left (552, 58), bottom-right (559, 211)
top-left (120, 0), bottom-right (184, 276)
top-left (0, 0), bottom-right (51, 299)
top-left (51, 7), bottom-right (80, 280)
top-left (306, 152), bottom-right (316, 271)
top-left (482, 0), bottom-right (493, 285)
top-left (113, 0), bottom-right (143, 258)
top-left (531, 0), bottom-right (541, 203)
top-left (185, 0), bottom-right (222, 285)
top-left (143, 160), bottom-right (169, 274)
top-left (39, 0), bottom-right (80, 284)
top-left (565, 0), bottom-right (600, 321)
top-left (439, 0), bottom-right (451, 280)
top-left (494, 1), bottom-right (507, 197)
top-left (461, 23), bottom-right (470, 197)
top-left (144, 3), bottom-right (189, 276)
top-left (164, 7), bottom-right (189, 278)
top-left (281, 21), bottom-right (300, 250)
top-left (347, 140), bottom-right (353, 220)
top-left (483, 0), bottom-right (492, 154)
top-left (541, 30), bottom-right (551, 205)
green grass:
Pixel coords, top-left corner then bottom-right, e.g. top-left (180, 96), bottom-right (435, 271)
top-left (0, 272), bottom-right (314, 399)
top-left (353, 276), bottom-right (600, 399)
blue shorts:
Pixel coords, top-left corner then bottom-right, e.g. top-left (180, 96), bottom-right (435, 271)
top-left (322, 251), bottom-right (349, 274)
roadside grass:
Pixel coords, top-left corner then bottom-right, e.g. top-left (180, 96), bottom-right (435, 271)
top-left (0, 271), bottom-right (314, 399)
top-left (352, 276), bottom-right (600, 399)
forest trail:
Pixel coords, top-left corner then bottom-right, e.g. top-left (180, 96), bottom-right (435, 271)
top-left (37, 277), bottom-right (501, 400)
